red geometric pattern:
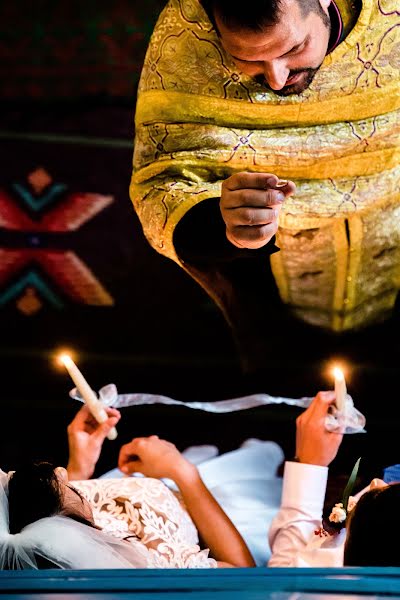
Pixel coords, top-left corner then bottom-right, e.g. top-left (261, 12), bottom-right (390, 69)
top-left (0, 168), bottom-right (115, 313)
top-left (0, 190), bottom-right (113, 232)
top-left (0, 249), bottom-right (113, 305)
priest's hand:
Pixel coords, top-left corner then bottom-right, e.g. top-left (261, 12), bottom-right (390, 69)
top-left (295, 391), bottom-right (343, 467)
top-left (220, 172), bottom-right (296, 249)
top-left (118, 436), bottom-right (195, 484)
top-left (67, 404), bottom-right (121, 480)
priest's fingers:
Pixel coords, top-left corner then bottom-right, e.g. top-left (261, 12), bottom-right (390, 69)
top-left (227, 222), bottom-right (278, 249)
top-left (264, 174), bottom-right (296, 196)
top-left (225, 205), bottom-right (279, 227)
top-left (223, 172), bottom-right (295, 194)
top-left (221, 187), bottom-right (285, 210)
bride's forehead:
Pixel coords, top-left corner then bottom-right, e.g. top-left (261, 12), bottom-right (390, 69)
top-left (54, 466), bottom-right (68, 483)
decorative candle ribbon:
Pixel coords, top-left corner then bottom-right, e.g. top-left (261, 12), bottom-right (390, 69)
top-left (70, 384), bottom-right (366, 434)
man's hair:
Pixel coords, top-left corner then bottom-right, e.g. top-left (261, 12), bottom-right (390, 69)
top-left (201, 0), bottom-right (327, 32)
top-left (344, 483), bottom-right (400, 566)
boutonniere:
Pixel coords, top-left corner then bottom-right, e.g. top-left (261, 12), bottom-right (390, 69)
top-left (315, 457), bottom-right (361, 537)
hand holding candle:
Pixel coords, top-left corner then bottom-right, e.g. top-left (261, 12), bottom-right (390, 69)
top-left (59, 354), bottom-right (117, 441)
top-left (333, 366), bottom-right (347, 412)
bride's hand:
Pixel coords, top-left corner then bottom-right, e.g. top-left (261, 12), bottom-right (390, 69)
top-left (67, 404), bottom-right (121, 480)
top-left (118, 436), bottom-right (196, 483)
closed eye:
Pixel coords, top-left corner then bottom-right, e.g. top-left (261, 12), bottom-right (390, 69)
top-left (281, 39), bottom-right (308, 56)
top-left (230, 36), bottom-right (309, 63)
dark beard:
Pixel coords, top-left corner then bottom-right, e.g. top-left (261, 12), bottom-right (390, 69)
top-left (255, 65), bottom-right (321, 96)
top-left (255, 8), bottom-right (331, 96)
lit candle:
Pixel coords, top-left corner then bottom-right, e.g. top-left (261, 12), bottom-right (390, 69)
top-left (333, 367), bottom-right (347, 412)
top-left (59, 354), bottom-right (117, 441)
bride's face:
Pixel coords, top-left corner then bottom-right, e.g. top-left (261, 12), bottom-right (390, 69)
top-left (54, 467), bottom-right (94, 524)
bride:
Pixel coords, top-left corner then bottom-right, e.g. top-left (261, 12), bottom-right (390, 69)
top-left (0, 403), bottom-right (283, 569)
top-left (69, 404), bottom-right (284, 567)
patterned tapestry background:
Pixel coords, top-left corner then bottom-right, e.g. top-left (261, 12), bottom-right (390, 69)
top-left (0, 1), bottom-right (255, 470)
top-left (0, 1), bottom-right (166, 99)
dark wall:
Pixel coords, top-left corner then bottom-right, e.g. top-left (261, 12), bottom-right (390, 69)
top-left (1, 1), bottom-right (167, 101)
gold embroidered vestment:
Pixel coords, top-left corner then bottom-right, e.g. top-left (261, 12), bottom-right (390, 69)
top-left (131, 0), bottom-right (400, 330)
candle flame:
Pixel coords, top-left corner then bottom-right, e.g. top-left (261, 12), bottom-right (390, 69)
top-left (332, 366), bottom-right (344, 380)
top-left (58, 353), bottom-right (74, 368)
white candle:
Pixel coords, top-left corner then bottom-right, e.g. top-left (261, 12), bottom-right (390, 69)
top-left (333, 367), bottom-right (347, 412)
top-left (60, 354), bottom-right (117, 441)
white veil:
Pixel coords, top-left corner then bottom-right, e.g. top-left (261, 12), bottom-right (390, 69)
top-left (0, 469), bottom-right (150, 570)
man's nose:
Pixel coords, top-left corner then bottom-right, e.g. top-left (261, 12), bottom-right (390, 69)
top-left (263, 61), bottom-right (290, 90)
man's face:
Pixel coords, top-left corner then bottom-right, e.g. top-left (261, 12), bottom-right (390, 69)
top-left (215, 0), bottom-right (331, 96)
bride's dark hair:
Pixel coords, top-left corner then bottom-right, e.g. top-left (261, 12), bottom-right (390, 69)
top-left (8, 461), bottom-right (62, 535)
top-left (8, 461), bottom-right (94, 535)
top-left (2, 461), bottom-right (144, 570)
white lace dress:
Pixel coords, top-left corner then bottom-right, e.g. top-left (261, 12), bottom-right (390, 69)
top-left (73, 439), bottom-right (284, 567)
top-left (72, 476), bottom-right (217, 568)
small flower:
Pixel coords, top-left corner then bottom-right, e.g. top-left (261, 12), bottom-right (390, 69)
top-left (329, 502), bottom-right (347, 523)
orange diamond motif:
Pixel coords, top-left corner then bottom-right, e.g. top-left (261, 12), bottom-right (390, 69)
top-left (27, 167), bottom-right (52, 195)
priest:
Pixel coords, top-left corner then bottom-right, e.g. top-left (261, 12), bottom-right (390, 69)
top-left (130, 0), bottom-right (400, 370)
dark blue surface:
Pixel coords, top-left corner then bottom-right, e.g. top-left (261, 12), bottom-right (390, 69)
top-left (1, 568), bottom-right (400, 598)
top-left (383, 465), bottom-right (400, 484)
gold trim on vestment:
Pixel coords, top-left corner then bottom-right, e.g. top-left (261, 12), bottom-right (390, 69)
top-left (136, 87), bottom-right (400, 130)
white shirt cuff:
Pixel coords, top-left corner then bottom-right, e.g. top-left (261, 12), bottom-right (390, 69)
top-left (281, 461), bottom-right (328, 515)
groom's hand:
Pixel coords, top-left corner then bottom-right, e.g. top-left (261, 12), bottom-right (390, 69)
top-left (295, 391), bottom-right (343, 467)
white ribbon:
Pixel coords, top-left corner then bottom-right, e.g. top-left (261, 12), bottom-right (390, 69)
top-left (70, 384), bottom-right (366, 434)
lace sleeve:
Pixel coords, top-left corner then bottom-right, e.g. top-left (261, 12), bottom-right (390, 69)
top-left (72, 477), bottom-right (217, 568)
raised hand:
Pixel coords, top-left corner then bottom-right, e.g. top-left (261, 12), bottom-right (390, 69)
top-left (220, 172), bottom-right (296, 249)
top-left (67, 404), bottom-right (121, 480)
top-left (295, 391), bottom-right (344, 467)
